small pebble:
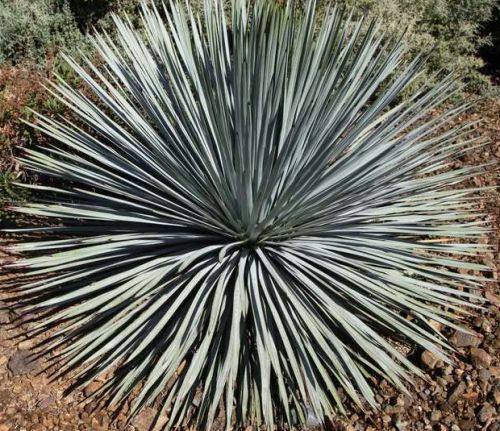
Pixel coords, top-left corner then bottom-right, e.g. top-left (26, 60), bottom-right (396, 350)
top-left (18, 339), bottom-right (34, 350)
top-left (479, 368), bottom-right (491, 382)
top-left (446, 381), bottom-right (466, 407)
top-left (430, 410), bottom-right (442, 422)
top-left (450, 329), bottom-right (483, 348)
top-left (492, 384), bottom-right (500, 405)
top-left (478, 403), bottom-right (495, 423)
top-left (470, 348), bottom-right (492, 368)
top-left (7, 350), bottom-right (39, 375)
top-left (421, 350), bottom-right (442, 369)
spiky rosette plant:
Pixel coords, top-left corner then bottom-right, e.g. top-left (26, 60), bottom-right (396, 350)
top-left (5, 0), bottom-right (490, 429)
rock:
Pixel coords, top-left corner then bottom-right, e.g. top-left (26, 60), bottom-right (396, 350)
top-left (494, 337), bottom-right (500, 350)
top-left (473, 316), bottom-right (492, 333)
top-left (385, 404), bottom-right (403, 414)
top-left (0, 355), bottom-right (8, 367)
top-left (493, 384), bottom-right (500, 405)
top-left (485, 291), bottom-right (500, 307)
top-left (478, 403), bottom-right (495, 423)
top-left (155, 414), bottom-right (168, 430)
top-left (7, 350), bottom-right (39, 375)
top-left (0, 425), bottom-right (10, 431)
top-left (421, 350), bottom-right (442, 369)
top-left (458, 420), bottom-right (476, 431)
top-left (305, 408), bottom-right (321, 426)
top-left (470, 348), bottom-right (492, 368)
top-left (446, 381), bottom-right (466, 407)
top-left (429, 319), bottom-right (443, 331)
top-left (83, 381), bottom-right (101, 398)
top-left (462, 391), bottom-right (479, 402)
top-left (90, 417), bottom-right (100, 429)
top-left (84, 402), bottom-right (96, 415)
top-left (0, 389), bottom-right (12, 406)
top-left (443, 365), bottom-right (453, 375)
top-left (437, 377), bottom-right (449, 387)
top-left (449, 329), bottom-right (483, 348)
top-left (430, 410), bottom-right (442, 422)
top-left (491, 367), bottom-right (500, 378)
top-left (393, 416), bottom-right (406, 431)
top-left (132, 407), bottom-right (158, 430)
top-left (37, 395), bottom-right (55, 410)
top-left (18, 339), bottom-right (35, 350)
top-left (0, 307), bottom-right (10, 324)
top-left (41, 416), bottom-right (54, 428)
top-left (479, 368), bottom-right (491, 382)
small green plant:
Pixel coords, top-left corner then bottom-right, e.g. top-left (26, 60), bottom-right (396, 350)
top-left (0, 170), bottom-right (19, 202)
top-left (8, 0), bottom-right (489, 429)
top-left (0, 170), bottom-right (28, 222)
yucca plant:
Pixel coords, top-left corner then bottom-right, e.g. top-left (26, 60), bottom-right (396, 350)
top-left (5, 0), bottom-right (490, 429)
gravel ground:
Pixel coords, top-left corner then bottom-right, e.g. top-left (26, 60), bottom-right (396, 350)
top-left (0, 100), bottom-right (498, 430)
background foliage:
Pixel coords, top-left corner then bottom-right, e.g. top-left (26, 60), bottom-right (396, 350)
top-left (0, 0), bottom-right (499, 214)
top-left (0, 0), bottom-right (497, 81)
top-left (335, 0), bottom-right (498, 92)
top-left (0, 0), bottom-right (84, 66)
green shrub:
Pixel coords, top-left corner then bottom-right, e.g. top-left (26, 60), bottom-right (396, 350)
top-left (9, 0), bottom-right (489, 429)
top-left (0, 0), bottom-right (497, 86)
top-left (480, 4), bottom-right (500, 80)
top-left (0, 0), bottom-right (86, 67)
top-left (0, 170), bottom-right (29, 222)
top-left (331, 0), bottom-right (498, 93)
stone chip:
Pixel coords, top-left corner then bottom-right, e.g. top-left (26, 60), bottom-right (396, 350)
top-left (470, 348), bottom-right (492, 368)
top-left (449, 329), bottom-right (483, 348)
top-left (8, 350), bottom-right (39, 375)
